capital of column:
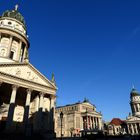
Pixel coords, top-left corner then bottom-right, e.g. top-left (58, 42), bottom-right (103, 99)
top-left (39, 92), bottom-right (44, 97)
top-left (50, 94), bottom-right (56, 99)
top-left (12, 85), bottom-right (19, 90)
top-left (26, 89), bottom-right (32, 94)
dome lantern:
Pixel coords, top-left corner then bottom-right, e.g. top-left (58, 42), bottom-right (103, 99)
top-left (1, 5), bottom-right (26, 26)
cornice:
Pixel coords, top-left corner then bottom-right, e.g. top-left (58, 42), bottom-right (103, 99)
top-left (0, 27), bottom-right (29, 47)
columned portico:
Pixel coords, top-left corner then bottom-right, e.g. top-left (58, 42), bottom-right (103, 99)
top-left (82, 115), bottom-right (101, 131)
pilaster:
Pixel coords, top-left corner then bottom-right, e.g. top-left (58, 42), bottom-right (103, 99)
top-left (17, 40), bottom-right (22, 61)
top-left (7, 36), bottom-right (13, 57)
top-left (23, 46), bottom-right (27, 61)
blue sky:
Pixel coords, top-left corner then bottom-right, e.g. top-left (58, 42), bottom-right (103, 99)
top-left (1, 0), bottom-right (140, 121)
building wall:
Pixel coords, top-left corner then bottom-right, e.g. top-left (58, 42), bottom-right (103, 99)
top-left (55, 101), bottom-right (102, 137)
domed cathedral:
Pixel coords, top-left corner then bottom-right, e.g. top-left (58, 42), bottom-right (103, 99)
top-left (126, 88), bottom-right (140, 135)
top-left (0, 5), bottom-right (57, 138)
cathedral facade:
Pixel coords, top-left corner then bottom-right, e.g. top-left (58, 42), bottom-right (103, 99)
top-left (0, 6), bottom-right (57, 137)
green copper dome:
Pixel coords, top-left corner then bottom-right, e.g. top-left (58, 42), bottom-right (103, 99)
top-left (130, 88), bottom-right (140, 97)
top-left (1, 5), bottom-right (25, 25)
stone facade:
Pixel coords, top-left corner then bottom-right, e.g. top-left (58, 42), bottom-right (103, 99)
top-left (55, 99), bottom-right (102, 137)
top-left (0, 5), bottom-right (57, 137)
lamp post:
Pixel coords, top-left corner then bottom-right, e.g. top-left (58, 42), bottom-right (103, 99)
top-left (60, 111), bottom-right (63, 140)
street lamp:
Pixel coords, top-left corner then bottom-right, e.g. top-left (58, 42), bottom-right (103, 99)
top-left (60, 111), bottom-right (63, 140)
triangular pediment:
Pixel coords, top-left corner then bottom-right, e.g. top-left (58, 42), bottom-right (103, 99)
top-left (0, 62), bottom-right (56, 89)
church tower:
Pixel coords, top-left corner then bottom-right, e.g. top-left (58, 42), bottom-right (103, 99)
top-left (125, 88), bottom-right (140, 135)
top-left (0, 5), bottom-right (29, 63)
top-left (130, 88), bottom-right (140, 116)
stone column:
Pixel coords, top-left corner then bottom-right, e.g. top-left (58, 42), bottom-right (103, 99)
top-left (92, 117), bottom-right (94, 129)
top-left (134, 104), bottom-right (137, 113)
top-left (136, 104), bottom-right (138, 112)
top-left (86, 115), bottom-right (88, 129)
top-left (6, 85), bottom-right (18, 130)
top-left (133, 104), bottom-right (135, 113)
top-left (96, 117), bottom-right (98, 129)
top-left (7, 36), bottom-right (13, 57)
top-left (135, 124), bottom-right (138, 134)
top-left (98, 118), bottom-right (101, 130)
top-left (83, 117), bottom-right (85, 129)
top-left (49, 96), bottom-right (55, 131)
top-left (39, 93), bottom-right (44, 109)
top-left (91, 117), bottom-right (93, 129)
top-left (96, 117), bottom-right (99, 128)
top-left (137, 104), bottom-right (139, 112)
top-left (131, 124), bottom-right (134, 134)
top-left (17, 40), bottom-right (22, 62)
top-left (23, 89), bottom-right (32, 127)
top-left (127, 124), bottom-right (130, 134)
top-left (95, 117), bottom-right (97, 129)
top-left (90, 116), bottom-right (92, 129)
top-left (81, 116), bottom-right (83, 130)
top-left (23, 89), bottom-right (32, 136)
top-left (33, 95), bottom-right (39, 132)
top-left (23, 46), bottom-right (27, 61)
top-left (35, 95), bottom-right (39, 112)
top-left (0, 33), bottom-right (1, 43)
top-left (38, 92), bottom-right (44, 130)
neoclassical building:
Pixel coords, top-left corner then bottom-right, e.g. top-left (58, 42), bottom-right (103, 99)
top-left (55, 99), bottom-right (102, 137)
top-left (126, 88), bottom-right (140, 135)
top-left (0, 5), bottom-right (57, 137)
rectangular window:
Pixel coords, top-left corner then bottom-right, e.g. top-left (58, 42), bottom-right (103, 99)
top-left (10, 51), bottom-right (14, 59)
